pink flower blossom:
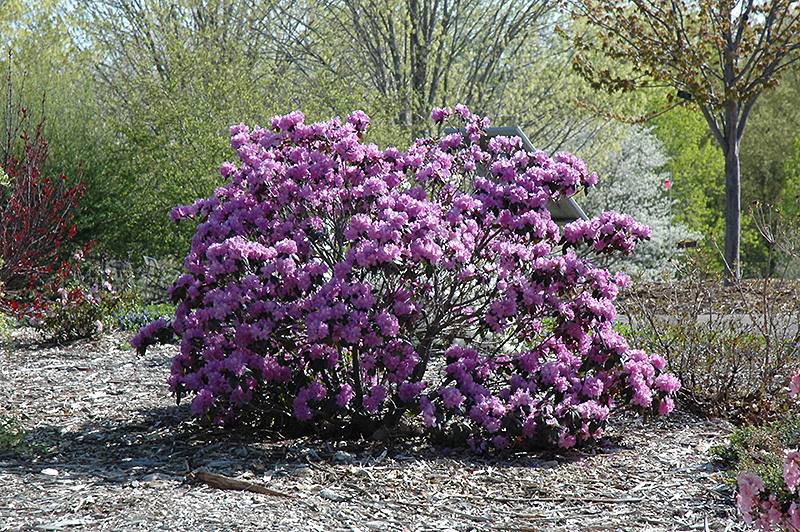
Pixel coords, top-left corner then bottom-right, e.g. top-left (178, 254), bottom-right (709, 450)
top-left (440, 387), bottom-right (464, 410)
top-left (363, 385), bottom-right (386, 414)
top-left (375, 311), bottom-right (399, 337)
top-left (336, 384), bottom-right (354, 408)
top-left (430, 107), bottom-right (449, 122)
top-left (191, 388), bottom-right (215, 416)
top-left (654, 374), bottom-right (681, 394)
top-left (658, 396), bottom-right (675, 416)
top-left (788, 502), bottom-right (800, 531)
top-left (347, 110), bottom-right (370, 131)
top-left (558, 431), bottom-right (577, 449)
top-left (785, 449), bottom-right (800, 494)
top-left (737, 472), bottom-right (765, 519)
top-left (790, 372), bottom-right (800, 399)
top-left (398, 381), bottom-right (426, 402)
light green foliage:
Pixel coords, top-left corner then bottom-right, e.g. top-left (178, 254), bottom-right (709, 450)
top-left (0, 1), bottom-right (66, 59)
top-left (650, 78), bottom-right (800, 277)
top-left (741, 71), bottom-right (800, 205)
top-left (258, 1), bottom-right (404, 146)
top-left (736, 71), bottom-right (800, 275)
top-left (0, 1), bottom-right (92, 147)
top-left (0, 1), bottom-right (103, 254)
top-left (78, 1), bottom-right (296, 258)
top-left (489, 21), bottom-right (620, 158)
top-left (75, 0), bottom-right (637, 258)
top-left (783, 138), bottom-right (800, 210)
top-left (571, 0), bottom-right (800, 279)
top-left (4, 0), bottom-right (762, 276)
top-left (652, 108), bottom-right (725, 238)
top-left (457, 19), bottom-right (667, 176)
top-left (651, 107), bottom-right (726, 271)
top-left (773, 127), bottom-right (800, 275)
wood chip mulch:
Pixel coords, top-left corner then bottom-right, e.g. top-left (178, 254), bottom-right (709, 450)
top-left (1, 329), bottom-right (751, 532)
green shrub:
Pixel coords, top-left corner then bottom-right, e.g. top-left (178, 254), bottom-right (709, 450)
top-left (0, 414), bottom-right (26, 454)
top-left (712, 414), bottom-right (800, 497)
top-left (33, 254), bottom-right (137, 343)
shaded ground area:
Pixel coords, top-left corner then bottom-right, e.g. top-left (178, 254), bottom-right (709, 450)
top-left (1, 330), bottom-right (749, 531)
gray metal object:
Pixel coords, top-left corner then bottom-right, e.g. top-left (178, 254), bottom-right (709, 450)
top-left (444, 126), bottom-right (588, 224)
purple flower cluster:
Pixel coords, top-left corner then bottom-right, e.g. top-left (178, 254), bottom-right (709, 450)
top-left (132, 105), bottom-right (679, 448)
top-left (563, 211), bottom-right (651, 255)
top-left (621, 350), bottom-right (678, 416)
top-left (130, 317), bottom-right (173, 354)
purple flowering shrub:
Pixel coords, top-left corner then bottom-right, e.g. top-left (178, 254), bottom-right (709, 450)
top-left (133, 105), bottom-right (679, 449)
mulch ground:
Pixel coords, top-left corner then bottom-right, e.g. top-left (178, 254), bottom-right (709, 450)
top-left (0, 327), bottom-right (752, 532)
top-left (618, 278), bottom-right (800, 314)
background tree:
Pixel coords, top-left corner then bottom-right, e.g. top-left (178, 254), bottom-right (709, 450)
top-left (651, 107), bottom-right (725, 265)
top-left (78, 0), bottom-right (639, 258)
top-left (740, 70), bottom-right (800, 205)
top-left (737, 70), bottom-right (800, 274)
top-left (570, 0), bottom-right (800, 279)
top-left (0, 0), bottom-right (94, 179)
top-left (0, 73), bottom-right (85, 299)
top-left (4, 0), bottom-right (734, 270)
top-left (79, 0), bottom-right (298, 258)
top-left (648, 72), bottom-right (800, 277)
top-left (306, 0), bottom-right (553, 138)
top-left (0, 1), bottom-right (90, 294)
top-left (489, 21), bottom-right (633, 158)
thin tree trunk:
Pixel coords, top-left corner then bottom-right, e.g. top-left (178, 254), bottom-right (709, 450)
top-left (723, 135), bottom-right (741, 280)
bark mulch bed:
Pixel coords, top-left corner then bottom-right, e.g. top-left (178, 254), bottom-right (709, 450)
top-left (618, 278), bottom-right (800, 314)
top-left (1, 328), bottom-right (751, 532)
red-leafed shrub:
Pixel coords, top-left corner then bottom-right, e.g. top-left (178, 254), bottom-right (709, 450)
top-left (0, 66), bottom-right (85, 310)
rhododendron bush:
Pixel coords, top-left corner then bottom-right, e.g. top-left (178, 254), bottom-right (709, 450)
top-left (134, 106), bottom-right (679, 449)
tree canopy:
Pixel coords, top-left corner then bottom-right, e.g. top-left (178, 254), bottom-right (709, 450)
top-left (570, 0), bottom-right (800, 279)
top-left (7, 0), bottom-right (800, 278)
top-left (320, 0), bottom-right (553, 137)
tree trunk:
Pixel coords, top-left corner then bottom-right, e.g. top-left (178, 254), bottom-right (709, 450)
top-left (723, 136), bottom-right (741, 280)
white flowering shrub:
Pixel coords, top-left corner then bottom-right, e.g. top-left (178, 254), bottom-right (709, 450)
top-left (581, 126), bottom-right (700, 280)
